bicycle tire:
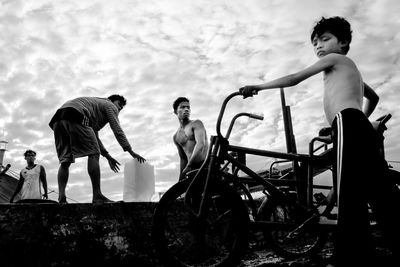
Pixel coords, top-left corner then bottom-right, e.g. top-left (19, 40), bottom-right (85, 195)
top-left (152, 177), bottom-right (249, 267)
top-left (259, 198), bottom-right (327, 259)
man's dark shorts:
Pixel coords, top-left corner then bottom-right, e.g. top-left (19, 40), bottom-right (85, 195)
top-left (53, 120), bottom-right (100, 163)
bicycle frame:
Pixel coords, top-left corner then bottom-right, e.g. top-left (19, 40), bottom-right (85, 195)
top-left (153, 90), bottom-right (394, 267)
top-left (185, 91), bottom-right (326, 222)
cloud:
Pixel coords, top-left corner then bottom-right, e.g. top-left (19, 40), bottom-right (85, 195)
top-left (1, 0), bottom-right (399, 202)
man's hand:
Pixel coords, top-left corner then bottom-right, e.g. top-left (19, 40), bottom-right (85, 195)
top-left (106, 155), bottom-right (121, 172)
top-left (129, 150), bottom-right (146, 163)
top-left (180, 166), bottom-right (199, 180)
top-left (180, 166), bottom-right (192, 180)
top-left (42, 193), bottom-right (48, 200)
top-left (239, 86), bottom-right (258, 99)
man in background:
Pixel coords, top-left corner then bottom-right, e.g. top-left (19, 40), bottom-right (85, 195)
top-left (172, 97), bottom-right (208, 180)
top-left (10, 149), bottom-right (47, 203)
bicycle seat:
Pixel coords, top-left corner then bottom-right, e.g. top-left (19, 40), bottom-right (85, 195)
top-left (314, 127), bottom-right (332, 144)
top-left (318, 127), bottom-right (332, 137)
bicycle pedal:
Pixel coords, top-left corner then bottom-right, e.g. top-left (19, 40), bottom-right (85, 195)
top-left (313, 192), bottom-right (326, 204)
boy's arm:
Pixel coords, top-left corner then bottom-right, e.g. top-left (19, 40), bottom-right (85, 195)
top-left (240, 53), bottom-right (338, 97)
top-left (362, 82), bottom-right (379, 118)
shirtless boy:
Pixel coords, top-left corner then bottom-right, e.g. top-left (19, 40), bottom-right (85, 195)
top-left (173, 97), bottom-right (208, 180)
top-left (240, 16), bottom-right (399, 266)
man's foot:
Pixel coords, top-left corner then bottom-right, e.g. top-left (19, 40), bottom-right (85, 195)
top-left (92, 195), bottom-right (115, 204)
top-left (58, 196), bottom-right (68, 204)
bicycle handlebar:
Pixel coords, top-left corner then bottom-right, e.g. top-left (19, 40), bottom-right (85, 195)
top-left (226, 112), bottom-right (264, 139)
top-left (373, 113), bottom-right (392, 133)
top-left (216, 92), bottom-right (242, 137)
top-left (249, 113), bottom-right (264, 120)
top-left (376, 113), bottom-right (392, 125)
top-left (216, 91), bottom-right (264, 138)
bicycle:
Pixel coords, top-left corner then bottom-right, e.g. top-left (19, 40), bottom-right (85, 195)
top-left (152, 90), bottom-right (393, 267)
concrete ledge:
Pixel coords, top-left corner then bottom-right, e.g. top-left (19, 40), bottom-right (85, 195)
top-left (0, 202), bottom-right (163, 267)
top-left (1, 202), bottom-right (391, 267)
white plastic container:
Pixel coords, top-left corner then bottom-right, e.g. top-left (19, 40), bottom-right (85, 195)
top-left (123, 159), bottom-right (155, 202)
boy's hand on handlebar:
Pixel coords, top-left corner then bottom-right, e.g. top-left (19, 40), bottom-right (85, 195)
top-left (239, 86), bottom-right (258, 98)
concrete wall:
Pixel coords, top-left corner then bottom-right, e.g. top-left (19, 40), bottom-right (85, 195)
top-left (0, 202), bottom-right (163, 267)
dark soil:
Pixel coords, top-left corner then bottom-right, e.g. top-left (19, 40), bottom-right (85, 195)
top-left (240, 230), bottom-right (393, 267)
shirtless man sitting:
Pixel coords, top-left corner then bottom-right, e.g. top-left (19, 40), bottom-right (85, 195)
top-left (172, 97), bottom-right (208, 180)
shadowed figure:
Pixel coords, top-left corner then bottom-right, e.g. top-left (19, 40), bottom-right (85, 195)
top-left (49, 94), bottom-right (145, 204)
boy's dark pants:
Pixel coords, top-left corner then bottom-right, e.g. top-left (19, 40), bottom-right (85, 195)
top-left (332, 108), bottom-right (400, 264)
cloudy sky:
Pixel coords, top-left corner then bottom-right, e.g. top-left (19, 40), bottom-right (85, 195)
top-left (1, 0), bottom-right (399, 203)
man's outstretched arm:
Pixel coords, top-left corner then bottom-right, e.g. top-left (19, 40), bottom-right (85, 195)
top-left (106, 106), bottom-right (145, 163)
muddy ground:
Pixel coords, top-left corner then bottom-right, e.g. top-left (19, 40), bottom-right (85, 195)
top-left (239, 231), bottom-right (393, 267)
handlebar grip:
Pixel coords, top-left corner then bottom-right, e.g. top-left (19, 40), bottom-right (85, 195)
top-left (380, 113), bottom-right (392, 124)
top-left (249, 114), bottom-right (264, 120)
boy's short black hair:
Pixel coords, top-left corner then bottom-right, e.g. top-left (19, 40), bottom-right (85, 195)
top-left (311, 16), bottom-right (352, 54)
top-left (108, 95), bottom-right (127, 107)
top-left (173, 97), bottom-right (190, 113)
top-left (24, 149), bottom-right (36, 157)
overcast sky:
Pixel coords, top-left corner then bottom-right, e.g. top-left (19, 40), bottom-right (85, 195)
top-left (1, 0), bottom-right (399, 202)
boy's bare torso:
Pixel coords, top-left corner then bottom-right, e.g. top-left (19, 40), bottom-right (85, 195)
top-left (323, 54), bottom-right (363, 124)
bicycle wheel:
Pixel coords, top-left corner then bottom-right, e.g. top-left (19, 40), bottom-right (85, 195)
top-left (152, 177), bottom-right (249, 267)
top-left (259, 198), bottom-right (327, 259)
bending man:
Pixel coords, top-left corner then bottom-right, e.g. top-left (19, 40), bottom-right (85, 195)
top-left (49, 94), bottom-right (145, 203)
